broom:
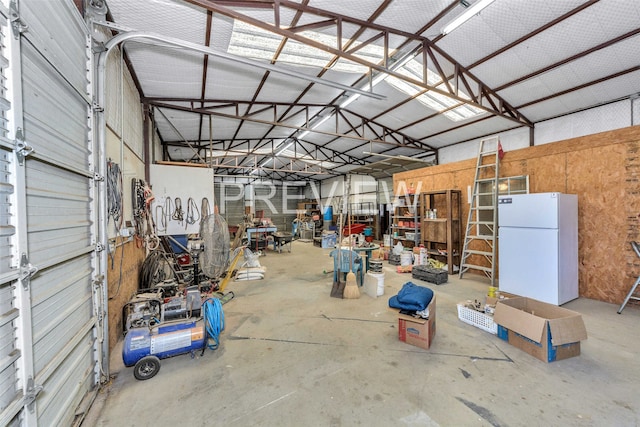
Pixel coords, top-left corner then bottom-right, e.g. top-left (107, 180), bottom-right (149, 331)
top-left (343, 212), bottom-right (360, 299)
top-left (330, 212), bottom-right (345, 298)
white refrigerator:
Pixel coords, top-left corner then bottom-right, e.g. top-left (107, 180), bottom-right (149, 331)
top-left (498, 192), bottom-right (578, 305)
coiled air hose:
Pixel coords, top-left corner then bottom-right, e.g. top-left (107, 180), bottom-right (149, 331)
top-left (202, 297), bottom-right (225, 350)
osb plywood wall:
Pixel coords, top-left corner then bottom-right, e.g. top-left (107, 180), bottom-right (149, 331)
top-left (394, 125), bottom-right (640, 305)
top-left (107, 239), bottom-right (146, 352)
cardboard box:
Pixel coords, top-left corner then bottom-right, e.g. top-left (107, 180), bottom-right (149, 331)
top-left (321, 232), bottom-right (337, 248)
top-left (493, 297), bottom-right (587, 362)
top-left (398, 297), bottom-right (436, 349)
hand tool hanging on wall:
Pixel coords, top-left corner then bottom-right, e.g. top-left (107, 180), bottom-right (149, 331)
top-left (201, 197), bottom-right (211, 224)
top-left (131, 178), bottom-right (160, 250)
top-left (186, 197), bottom-right (200, 228)
top-left (132, 178), bottom-right (147, 238)
top-left (155, 205), bottom-right (167, 233)
top-left (173, 197), bottom-right (184, 224)
top-left (106, 159), bottom-right (123, 235)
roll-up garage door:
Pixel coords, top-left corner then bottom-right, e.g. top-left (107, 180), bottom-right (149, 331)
top-left (0, 5), bottom-right (21, 424)
top-left (254, 184), bottom-right (299, 232)
top-left (0, 1), bottom-right (100, 425)
top-left (220, 182), bottom-right (245, 227)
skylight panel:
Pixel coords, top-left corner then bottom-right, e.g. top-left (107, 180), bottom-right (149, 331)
top-left (228, 20), bottom-right (382, 73)
top-left (387, 59), bottom-right (484, 122)
top-left (228, 21), bottom-right (482, 122)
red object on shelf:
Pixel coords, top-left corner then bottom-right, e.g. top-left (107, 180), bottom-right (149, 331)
top-left (343, 223), bottom-right (366, 235)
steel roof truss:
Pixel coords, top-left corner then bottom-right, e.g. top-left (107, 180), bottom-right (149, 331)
top-left (184, 0), bottom-right (532, 127)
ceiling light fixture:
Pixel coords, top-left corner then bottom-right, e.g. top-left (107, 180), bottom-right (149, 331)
top-left (339, 51), bottom-right (416, 109)
top-left (441, 0), bottom-right (495, 35)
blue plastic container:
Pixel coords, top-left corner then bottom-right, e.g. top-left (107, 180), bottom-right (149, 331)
top-left (323, 206), bottom-right (333, 221)
top-left (168, 235), bottom-right (188, 254)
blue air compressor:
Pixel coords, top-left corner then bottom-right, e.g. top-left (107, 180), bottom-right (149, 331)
top-left (122, 298), bottom-right (224, 380)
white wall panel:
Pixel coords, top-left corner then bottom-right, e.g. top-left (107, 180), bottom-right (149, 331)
top-left (438, 127), bottom-right (530, 164)
top-left (150, 164), bottom-right (214, 235)
top-left (534, 100), bottom-right (631, 146)
top-left (106, 48), bottom-right (144, 160)
top-left (436, 100), bottom-right (636, 165)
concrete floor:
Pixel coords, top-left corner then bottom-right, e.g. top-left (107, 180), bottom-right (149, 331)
top-left (85, 241), bottom-right (640, 427)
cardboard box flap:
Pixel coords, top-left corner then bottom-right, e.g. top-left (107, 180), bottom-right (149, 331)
top-left (548, 316), bottom-right (587, 345)
top-left (398, 313), bottom-right (427, 325)
top-left (493, 300), bottom-right (547, 343)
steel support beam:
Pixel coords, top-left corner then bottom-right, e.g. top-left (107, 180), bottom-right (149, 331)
top-left (184, 0), bottom-right (532, 127)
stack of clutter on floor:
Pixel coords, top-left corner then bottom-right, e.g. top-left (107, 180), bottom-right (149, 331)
top-left (456, 298), bottom-right (498, 334)
top-left (455, 286), bottom-right (589, 363)
top-left (456, 287), bottom-right (510, 335)
top-left (412, 264), bottom-right (448, 285)
top-left (388, 282), bottom-right (436, 349)
top-left (388, 241), bottom-right (403, 266)
top-left (235, 248), bottom-right (266, 281)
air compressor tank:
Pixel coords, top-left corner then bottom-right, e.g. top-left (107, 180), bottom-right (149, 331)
top-left (122, 321), bottom-right (206, 379)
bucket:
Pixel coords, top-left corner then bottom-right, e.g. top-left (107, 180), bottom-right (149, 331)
top-left (369, 259), bottom-right (383, 273)
top-left (364, 227), bottom-right (372, 236)
top-left (400, 251), bottom-right (413, 266)
top-left (365, 271), bottom-right (385, 297)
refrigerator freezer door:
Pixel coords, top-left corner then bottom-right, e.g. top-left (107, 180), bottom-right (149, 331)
top-left (498, 227), bottom-right (560, 305)
top-left (498, 193), bottom-right (561, 229)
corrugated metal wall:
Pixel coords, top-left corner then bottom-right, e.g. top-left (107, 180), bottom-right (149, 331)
top-left (219, 183), bottom-right (245, 227)
top-left (0, 1), bottom-right (99, 425)
top-left (253, 184), bottom-right (299, 232)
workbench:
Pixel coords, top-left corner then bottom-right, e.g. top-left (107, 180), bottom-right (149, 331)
top-left (272, 232), bottom-right (293, 253)
top-left (246, 226), bottom-right (277, 254)
top-left (245, 226), bottom-right (277, 244)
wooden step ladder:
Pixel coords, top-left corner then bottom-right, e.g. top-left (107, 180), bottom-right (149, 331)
top-left (459, 137), bottom-right (500, 285)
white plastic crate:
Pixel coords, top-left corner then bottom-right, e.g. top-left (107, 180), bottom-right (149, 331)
top-left (456, 303), bottom-right (497, 334)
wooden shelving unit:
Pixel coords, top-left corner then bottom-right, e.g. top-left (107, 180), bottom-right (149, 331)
top-left (350, 201), bottom-right (377, 239)
top-left (421, 190), bottom-right (462, 274)
top-left (391, 193), bottom-right (421, 247)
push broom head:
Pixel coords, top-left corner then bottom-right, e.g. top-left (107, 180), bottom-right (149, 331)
top-left (343, 271), bottom-right (360, 299)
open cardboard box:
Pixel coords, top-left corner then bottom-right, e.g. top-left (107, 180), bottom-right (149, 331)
top-left (493, 297), bottom-right (587, 362)
top-left (398, 296), bottom-right (436, 350)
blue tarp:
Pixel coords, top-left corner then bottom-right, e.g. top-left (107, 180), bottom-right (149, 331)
top-left (388, 282), bottom-right (434, 311)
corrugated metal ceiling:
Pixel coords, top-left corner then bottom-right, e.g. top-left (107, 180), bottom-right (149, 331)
top-left (101, 0), bottom-right (640, 181)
